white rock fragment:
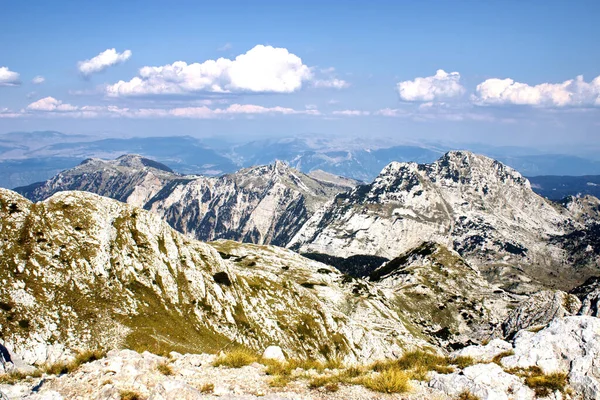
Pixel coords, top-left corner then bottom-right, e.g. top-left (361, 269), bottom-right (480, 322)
top-left (262, 346), bottom-right (285, 362)
top-left (451, 339), bottom-right (513, 363)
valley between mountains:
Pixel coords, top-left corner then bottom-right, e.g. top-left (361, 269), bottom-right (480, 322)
top-left (2, 151), bottom-right (600, 399)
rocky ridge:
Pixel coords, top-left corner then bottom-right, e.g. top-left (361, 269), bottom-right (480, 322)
top-left (16, 156), bottom-right (354, 246)
top-left (0, 188), bottom-right (434, 367)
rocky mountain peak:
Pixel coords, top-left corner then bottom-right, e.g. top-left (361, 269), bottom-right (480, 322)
top-left (113, 154), bottom-right (175, 173)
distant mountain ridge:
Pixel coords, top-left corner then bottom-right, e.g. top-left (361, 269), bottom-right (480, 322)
top-left (3, 131), bottom-right (600, 191)
top-left (16, 155), bottom-right (356, 246)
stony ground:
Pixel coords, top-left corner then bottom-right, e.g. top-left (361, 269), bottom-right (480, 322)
top-left (0, 350), bottom-right (450, 400)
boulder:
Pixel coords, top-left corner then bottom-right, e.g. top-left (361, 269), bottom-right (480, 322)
top-left (430, 363), bottom-right (535, 400)
top-left (261, 346), bottom-right (285, 362)
top-left (502, 316), bottom-right (600, 399)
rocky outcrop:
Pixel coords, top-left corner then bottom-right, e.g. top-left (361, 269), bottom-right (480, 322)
top-left (0, 349), bottom-right (450, 400)
top-left (497, 290), bottom-right (581, 339)
top-left (0, 188), bottom-right (430, 366)
top-left (369, 242), bottom-right (519, 349)
top-left (501, 316), bottom-right (600, 399)
top-left (430, 363), bottom-right (536, 399)
top-left (570, 276), bottom-right (600, 317)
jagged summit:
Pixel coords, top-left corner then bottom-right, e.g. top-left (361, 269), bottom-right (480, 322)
top-left (288, 152), bottom-right (594, 291)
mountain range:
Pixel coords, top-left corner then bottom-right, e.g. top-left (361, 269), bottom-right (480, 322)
top-left (2, 149), bottom-right (600, 398)
top-left (2, 131), bottom-right (600, 196)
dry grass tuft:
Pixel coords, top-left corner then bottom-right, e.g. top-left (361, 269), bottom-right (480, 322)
top-left (452, 356), bottom-right (475, 369)
top-left (456, 390), bottom-right (481, 400)
top-left (0, 370), bottom-right (28, 384)
top-left (119, 389), bottom-right (145, 400)
top-left (213, 347), bottom-right (258, 368)
top-left (199, 383), bottom-right (214, 393)
top-left (525, 372), bottom-right (568, 397)
top-left (156, 361), bottom-right (173, 375)
top-left (44, 348), bottom-right (106, 376)
top-left (269, 375), bottom-right (290, 388)
top-left (324, 382), bottom-right (340, 392)
top-left (362, 367), bottom-right (411, 393)
top-left (491, 351), bottom-right (514, 365)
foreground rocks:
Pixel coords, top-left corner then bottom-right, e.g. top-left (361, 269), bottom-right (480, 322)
top-left (0, 350), bottom-right (448, 400)
top-left (2, 316), bottom-right (599, 400)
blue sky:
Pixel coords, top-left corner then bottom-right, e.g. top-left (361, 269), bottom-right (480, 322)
top-left (0, 0), bottom-right (599, 150)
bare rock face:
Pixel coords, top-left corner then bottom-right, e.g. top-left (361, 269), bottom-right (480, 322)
top-left (496, 290), bottom-right (581, 339)
top-left (501, 316), bottom-right (600, 400)
top-left (570, 276), bottom-right (600, 317)
top-left (0, 188), bottom-right (428, 366)
top-left (289, 151), bottom-right (600, 291)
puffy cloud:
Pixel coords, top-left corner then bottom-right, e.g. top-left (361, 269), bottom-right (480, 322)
top-left (0, 67), bottom-right (21, 86)
top-left (332, 110), bottom-right (370, 116)
top-left (106, 45), bottom-right (313, 97)
top-left (32, 76), bottom-right (45, 84)
top-left (397, 69), bottom-right (465, 102)
top-left (78, 48), bottom-right (132, 76)
top-left (27, 97), bottom-right (79, 111)
top-left (472, 75), bottom-right (600, 107)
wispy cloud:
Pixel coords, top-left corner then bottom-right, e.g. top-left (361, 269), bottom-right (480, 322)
top-left (31, 75), bottom-right (45, 84)
top-left (332, 109), bottom-right (370, 116)
top-left (1, 97), bottom-right (321, 119)
top-left (218, 42), bottom-right (232, 51)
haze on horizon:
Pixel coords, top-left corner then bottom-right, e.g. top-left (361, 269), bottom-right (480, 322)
top-left (0, 0), bottom-right (599, 154)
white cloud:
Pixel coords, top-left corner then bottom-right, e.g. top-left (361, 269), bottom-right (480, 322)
top-left (0, 67), bottom-right (21, 86)
top-left (32, 76), bottom-right (45, 84)
top-left (397, 69), bottom-right (465, 102)
top-left (218, 43), bottom-right (232, 51)
top-left (332, 110), bottom-right (370, 116)
top-left (313, 78), bottom-right (350, 89)
top-left (375, 108), bottom-right (406, 117)
top-left (13, 97), bottom-right (320, 119)
top-left (27, 97), bottom-right (79, 111)
top-left (78, 48), bottom-right (132, 76)
top-left (106, 45), bottom-right (313, 97)
top-left (472, 74), bottom-right (600, 107)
